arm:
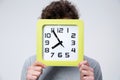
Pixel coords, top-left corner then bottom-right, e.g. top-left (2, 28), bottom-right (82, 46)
top-left (21, 55), bottom-right (46, 80)
top-left (78, 56), bottom-right (102, 80)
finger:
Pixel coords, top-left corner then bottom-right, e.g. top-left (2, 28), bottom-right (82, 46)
top-left (80, 69), bottom-right (94, 77)
top-left (28, 69), bottom-right (42, 77)
top-left (32, 61), bottom-right (46, 68)
top-left (27, 71), bottom-right (39, 80)
top-left (78, 60), bottom-right (89, 68)
top-left (30, 66), bottom-right (43, 72)
top-left (32, 71), bottom-right (42, 77)
top-left (31, 76), bottom-right (38, 80)
top-left (27, 67), bottom-right (43, 80)
top-left (28, 66), bottom-right (43, 74)
top-left (27, 74), bottom-right (38, 80)
top-left (26, 74), bottom-right (37, 80)
top-left (83, 76), bottom-right (94, 80)
top-left (79, 64), bottom-right (94, 72)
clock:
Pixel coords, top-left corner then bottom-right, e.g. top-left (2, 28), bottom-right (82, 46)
top-left (36, 19), bottom-right (84, 66)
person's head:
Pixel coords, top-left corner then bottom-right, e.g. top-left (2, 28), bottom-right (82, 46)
top-left (41, 0), bottom-right (79, 19)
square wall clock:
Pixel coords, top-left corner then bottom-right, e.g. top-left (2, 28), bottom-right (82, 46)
top-left (36, 19), bottom-right (84, 66)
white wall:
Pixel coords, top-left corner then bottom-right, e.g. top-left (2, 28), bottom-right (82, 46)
top-left (0, 0), bottom-right (120, 80)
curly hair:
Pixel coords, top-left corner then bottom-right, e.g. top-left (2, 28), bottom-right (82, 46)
top-left (41, 0), bottom-right (79, 19)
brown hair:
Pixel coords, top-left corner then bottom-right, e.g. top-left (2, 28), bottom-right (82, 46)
top-left (41, 0), bottom-right (79, 19)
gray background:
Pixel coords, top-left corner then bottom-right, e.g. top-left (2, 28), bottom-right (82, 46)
top-left (0, 0), bottom-right (120, 80)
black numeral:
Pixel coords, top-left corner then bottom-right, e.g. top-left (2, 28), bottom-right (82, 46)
top-left (51, 52), bottom-right (54, 57)
top-left (67, 28), bottom-right (69, 33)
top-left (71, 33), bottom-right (76, 38)
top-left (45, 40), bottom-right (49, 45)
top-left (71, 40), bottom-right (75, 45)
top-left (65, 52), bottom-right (70, 58)
top-left (58, 52), bottom-right (62, 58)
top-left (45, 33), bottom-right (51, 38)
top-left (45, 48), bottom-right (49, 53)
top-left (71, 48), bottom-right (76, 53)
top-left (51, 28), bottom-right (55, 33)
top-left (57, 28), bottom-right (63, 33)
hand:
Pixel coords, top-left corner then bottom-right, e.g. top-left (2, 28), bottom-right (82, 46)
top-left (26, 61), bottom-right (46, 80)
top-left (78, 61), bottom-right (94, 80)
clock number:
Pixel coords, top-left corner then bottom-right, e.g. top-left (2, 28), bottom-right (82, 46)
top-left (71, 48), bottom-right (76, 53)
top-left (65, 52), bottom-right (70, 58)
top-left (58, 52), bottom-right (62, 58)
top-left (51, 52), bottom-right (54, 57)
top-left (51, 28), bottom-right (55, 33)
top-left (45, 33), bottom-right (51, 38)
top-left (71, 40), bottom-right (75, 45)
top-left (71, 33), bottom-right (76, 38)
top-left (45, 48), bottom-right (49, 53)
top-left (67, 28), bottom-right (69, 33)
top-left (45, 40), bottom-right (49, 45)
top-left (57, 28), bottom-right (63, 33)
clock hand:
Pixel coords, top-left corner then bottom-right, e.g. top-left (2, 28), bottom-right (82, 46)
top-left (52, 41), bottom-right (63, 49)
top-left (52, 29), bottom-right (61, 42)
top-left (52, 30), bottom-right (64, 47)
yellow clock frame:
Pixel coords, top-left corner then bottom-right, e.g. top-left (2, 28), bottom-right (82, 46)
top-left (36, 19), bottom-right (84, 66)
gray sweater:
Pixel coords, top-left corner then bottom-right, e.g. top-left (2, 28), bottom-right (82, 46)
top-left (21, 55), bottom-right (102, 80)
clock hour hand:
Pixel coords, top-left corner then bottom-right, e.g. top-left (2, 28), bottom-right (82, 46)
top-left (52, 41), bottom-right (63, 49)
top-left (52, 29), bottom-right (64, 47)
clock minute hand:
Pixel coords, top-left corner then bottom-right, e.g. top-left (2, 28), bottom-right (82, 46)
top-left (52, 30), bottom-right (64, 47)
top-left (52, 29), bottom-right (61, 42)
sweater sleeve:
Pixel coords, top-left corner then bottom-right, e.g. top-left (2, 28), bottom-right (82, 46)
top-left (93, 61), bottom-right (103, 80)
top-left (21, 55), bottom-right (36, 80)
top-left (84, 56), bottom-right (103, 80)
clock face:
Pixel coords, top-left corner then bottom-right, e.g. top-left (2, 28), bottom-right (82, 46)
top-left (43, 25), bottom-right (78, 61)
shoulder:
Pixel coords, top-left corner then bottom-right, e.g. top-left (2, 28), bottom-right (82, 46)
top-left (22, 55), bottom-right (36, 70)
top-left (24, 55), bottom-right (36, 66)
top-left (84, 56), bottom-right (100, 69)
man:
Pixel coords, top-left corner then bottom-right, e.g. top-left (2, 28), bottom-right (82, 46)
top-left (21, 0), bottom-right (102, 80)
